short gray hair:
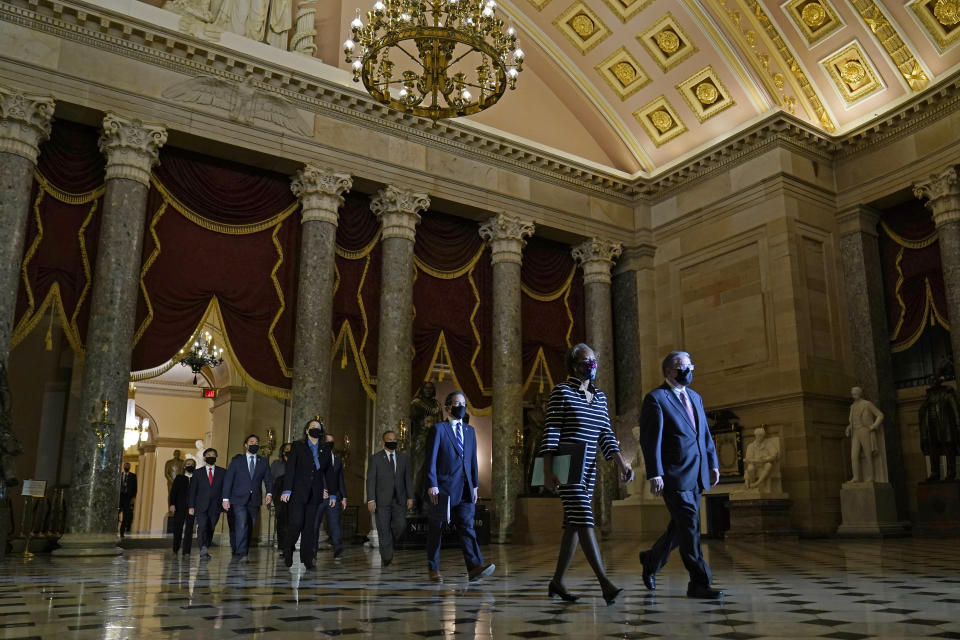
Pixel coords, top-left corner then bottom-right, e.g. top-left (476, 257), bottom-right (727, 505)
top-left (661, 351), bottom-right (691, 374)
top-left (566, 343), bottom-right (594, 375)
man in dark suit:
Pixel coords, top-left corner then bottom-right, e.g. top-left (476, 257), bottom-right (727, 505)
top-left (425, 390), bottom-right (494, 582)
top-left (118, 462), bottom-right (137, 537)
top-left (280, 420), bottom-right (334, 570)
top-left (189, 447), bottom-right (225, 560)
top-left (222, 435), bottom-right (273, 561)
top-left (168, 458), bottom-right (196, 555)
top-left (315, 432), bottom-right (346, 559)
top-left (366, 429), bottom-right (413, 566)
top-left (639, 350), bottom-right (722, 599)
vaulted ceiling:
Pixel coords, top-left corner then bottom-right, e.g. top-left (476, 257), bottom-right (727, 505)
top-left (325, 0), bottom-right (960, 174)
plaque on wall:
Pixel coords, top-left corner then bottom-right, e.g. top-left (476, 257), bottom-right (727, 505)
top-left (21, 480), bottom-right (47, 498)
top-left (708, 409), bottom-right (743, 482)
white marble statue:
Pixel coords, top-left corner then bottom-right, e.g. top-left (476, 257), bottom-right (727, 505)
top-left (265, 0), bottom-right (292, 49)
top-left (845, 386), bottom-right (888, 484)
top-left (186, 439), bottom-right (207, 466)
top-left (743, 427), bottom-right (781, 493)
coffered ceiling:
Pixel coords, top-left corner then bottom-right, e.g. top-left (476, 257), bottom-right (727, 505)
top-left (328, 0), bottom-right (960, 174)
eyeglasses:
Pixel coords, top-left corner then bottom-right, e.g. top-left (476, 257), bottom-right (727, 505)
top-left (670, 363), bottom-right (695, 371)
top-left (580, 358), bottom-right (598, 365)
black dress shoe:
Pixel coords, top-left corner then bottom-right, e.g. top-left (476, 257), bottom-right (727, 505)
top-left (639, 551), bottom-right (655, 591)
top-left (548, 580), bottom-right (579, 602)
top-left (382, 557), bottom-right (393, 567)
top-left (686, 585), bottom-right (723, 599)
top-left (303, 562), bottom-right (315, 571)
top-left (283, 552), bottom-right (293, 568)
top-left (602, 585), bottom-right (624, 606)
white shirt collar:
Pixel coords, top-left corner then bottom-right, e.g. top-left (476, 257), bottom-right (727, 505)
top-left (665, 377), bottom-right (687, 394)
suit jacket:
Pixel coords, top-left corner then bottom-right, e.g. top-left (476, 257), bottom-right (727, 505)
top-left (366, 449), bottom-right (412, 506)
top-left (222, 453), bottom-right (273, 507)
top-left (189, 464), bottom-right (225, 513)
top-left (119, 471), bottom-right (137, 500)
top-left (169, 474), bottom-right (192, 512)
top-left (425, 420), bottom-right (479, 508)
top-left (639, 382), bottom-right (718, 492)
top-left (282, 439), bottom-right (333, 505)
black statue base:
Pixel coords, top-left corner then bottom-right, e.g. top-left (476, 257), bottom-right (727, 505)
top-left (397, 505), bottom-right (490, 549)
top-left (915, 481), bottom-right (960, 537)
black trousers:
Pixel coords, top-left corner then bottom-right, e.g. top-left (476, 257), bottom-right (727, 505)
top-left (118, 500), bottom-right (134, 534)
top-left (374, 501), bottom-right (407, 562)
top-left (172, 512), bottom-right (195, 553)
top-left (195, 507), bottom-right (221, 549)
top-left (286, 500), bottom-right (320, 564)
top-left (647, 488), bottom-right (712, 587)
top-left (274, 501), bottom-right (289, 550)
top-left (426, 485), bottom-right (482, 573)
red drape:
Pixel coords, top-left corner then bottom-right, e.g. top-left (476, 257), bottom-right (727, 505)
top-left (880, 202), bottom-right (949, 353)
top-left (13, 121), bottom-right (105, 353)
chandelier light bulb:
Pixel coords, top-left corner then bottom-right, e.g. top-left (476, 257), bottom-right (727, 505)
top-left (482, 7), bottom-right (493, 17)
top-left (508, 67), bottom-right (518, 78)
top-left (461, 89), bottom-right (472, 101)
top-left (351, 16), bottom-right (363, 29)
top-left (514, 48), bottom-right (524, 61)
top-left (353, 60), bottom-right (363, 69)
top-left (507, 26), bottom-right (515, 36)
top-left (373, 0), bottom-right (385, 10)
top-left (344, 39), bottom-right (354, 50)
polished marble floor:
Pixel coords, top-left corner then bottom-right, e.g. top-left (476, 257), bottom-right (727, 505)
top-left (1, 535), bottom-right (960, 639)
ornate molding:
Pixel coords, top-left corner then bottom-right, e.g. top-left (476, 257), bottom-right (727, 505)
top-left (370, 185), bottom-right (429, 241)
top-left (572, 238), bottom-right (623, 284)
top-left (914, 167), bottom-right (960, 227)
top-left (99, 113), bottom-right (167, 185)
top-left (613, 243), bottom-right (657, 273)
top-left (290, 165), bottom-right (352, 225)
top-left (849, 0), bottom-right (929, 92)
top-left (478, 213), bottom-right (535, 265)
top-left (0, 84), bottom-right (55, 163)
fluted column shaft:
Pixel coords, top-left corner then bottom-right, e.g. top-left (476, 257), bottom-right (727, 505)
top-left (371, 186), bottom-right (429, 433)
top-left (289, 166), bottom-right (352, 435)
top-left (837, 205), bottom-right (905, 516)
top-left (0, 85), bottom-right (54, 365)
top-left (57, 114), bottom-right (166, 556)
top-left (915, 167), bottom-right (960, 367)
top-left (479, 213), bottom-right (534, 543)
top-left (572, 238), bottom-right (622, 537)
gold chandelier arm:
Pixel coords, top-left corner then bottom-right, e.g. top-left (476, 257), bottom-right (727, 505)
top-left (394, 42), bottom-right (426, 69)
top-left (441, 47), bottom-right (476, 75)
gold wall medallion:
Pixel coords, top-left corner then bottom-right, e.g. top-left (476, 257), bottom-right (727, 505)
top-left (634, 95), bottom-right (687, 146)
top-left (595, 46), bottom-right (651, 100)
top-left (638, 13), bottom-right (698, 72)
top-left (554, 2), bottom-right (611, 54)
top-left (909, 0), bottom-right (960, 51)
top-left (820, 41), bottom-right (883, 103)
top-left (782, 0), bottom-right (843, 46)
top-left (601, 0), bottom-right (652, 24)
top-left (676, 66), bottom-right (736, 122)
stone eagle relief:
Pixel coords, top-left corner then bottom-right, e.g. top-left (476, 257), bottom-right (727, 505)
top-left (162, 75), bottom-right (312, 137)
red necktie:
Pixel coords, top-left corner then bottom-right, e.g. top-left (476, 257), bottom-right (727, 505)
top-left (680, 390), bottom-right (696, 427)
top-left (208, 468), bottom-right (213, 486)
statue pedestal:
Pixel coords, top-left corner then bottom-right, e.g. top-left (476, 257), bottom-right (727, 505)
top-left (837, 481), bottom-right (907, 537)
top-left (512, 497), bottom-right (563, 545)
top-left (609, 499), bottom-right (670, 539)
top-left (915, 481), bottom-right (960, 537)
top-left (0, 499), bottom-right (9, 559)
top-left (728, 493), bottom-right (794, 539)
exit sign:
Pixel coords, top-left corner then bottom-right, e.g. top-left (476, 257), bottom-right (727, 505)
top-left (202, 388), bottom-right (217, 398)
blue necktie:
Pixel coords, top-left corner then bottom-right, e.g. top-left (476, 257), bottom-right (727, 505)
top-left (455, 422), bottom-right (463, 457)
top-left (248, 455), bottom-right (255, 478)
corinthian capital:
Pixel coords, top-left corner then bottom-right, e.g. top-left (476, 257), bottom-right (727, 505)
top-left (370, 185), bottom-right (429, 241)
top-left (914, 167), bottom-right (960, 227)
top-left (0, 84), bottom-right (55, 163)
top-left (99, 113), bottom-right (168, 185)
top-left (478, 213), bottom-right (535, 265)
top-left (572, 238), bottom-right (623, 285)
top-left (291, 165), bottom-right (352, 225)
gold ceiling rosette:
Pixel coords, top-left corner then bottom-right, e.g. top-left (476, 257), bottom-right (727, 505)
top-left (344, 0), bottom-right (524, 121)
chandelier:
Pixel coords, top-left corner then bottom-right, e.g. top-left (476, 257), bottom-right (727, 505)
top-left (344, 0), bottom-right (524, 120)
top-left (178, 331), bottom-right (224, 385)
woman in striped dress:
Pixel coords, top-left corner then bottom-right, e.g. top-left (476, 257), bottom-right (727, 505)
top-left (541, 343), bottom-right (635, 604)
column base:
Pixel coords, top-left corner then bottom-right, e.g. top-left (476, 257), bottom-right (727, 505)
top-left (51, 533), bottom-right (122, 557)
top-left (609, 499), bottom-right (671, 539)
top-left (837, 481), bottom-right (908, 537)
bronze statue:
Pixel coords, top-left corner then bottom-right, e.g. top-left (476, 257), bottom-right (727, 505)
top-left (410, 381), bottom-right (443, 511)
top-left (164, 450), bottom-right (185, 493)
top-left (919, 370), bottom-right (960, 482)
top-left (0, 362), bottom-right (23, 489)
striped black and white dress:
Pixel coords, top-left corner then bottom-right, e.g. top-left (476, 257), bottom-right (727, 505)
top-left (539, 377), bottom-right (620, 527)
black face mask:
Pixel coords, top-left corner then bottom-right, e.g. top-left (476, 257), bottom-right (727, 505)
top-left (281, 450), bottom-right (290, 460)
top-left (185, 466), bottom-right (196, 474)
top-left (308, 428), bottom-right (323, 439)
top-left (449, 405), bottom-right (466, 420)
top-left (319, 440), bottom-right (333, 451)
top-left (674, 368), bottom-right (693, 386)
top-left (384, 441), bottom-right (398, 450)
top-left (204, 456), bottom-right (217, 465)
top-left (247, 444), bottom-right (259, 454)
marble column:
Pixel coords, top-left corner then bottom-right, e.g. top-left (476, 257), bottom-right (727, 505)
top-left (914, 167), bottom-right (960, 366)
top-left (0, 85), bottom-right (54, 366)
top-left (572, 238), bottom-right (622, 536)
top-left (289, 165), bottom-right (352, 432)
top-left (479, 213), bottom-right (534, 543)
top-left (837, 205), bottom-right (905, 515)
top-left (370, 186), bottom-right (429, 433)
top-left (54, 114), bottom-right (167, 556)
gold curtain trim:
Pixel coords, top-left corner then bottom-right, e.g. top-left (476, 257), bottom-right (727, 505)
top-left (268, 223), bottom-right (293, 378)
top-left (419, 331), bottom-right (491, 417)
top-left (890, 278), bottom-right (951, 353)
top-left (10, 284), bottom-right (84, 356)
top-left (150, 176), bottom-right (298, 235)
top-left (33, 171), bottom-right (104, 204)
top-left (335, 233), bottom-right (379, 260)
top-left (132, 202), bottom-right (168, 348)
top-left (521, 266), bottom-right (576, 302)
top-left (563, 285), bottom-right (574, 348)
top-left (521, 346), bottom-right (556, 396)
top-left (414, 244), bottom-right (485, 280)
top-left (332, 321), bottom-right (377, 400)
top-left (129, 358), bottom-right (178, 381)
top-left (880, 221), bottom-right (937, 250)
top-left (356, 253), bottom-right (374, 383)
